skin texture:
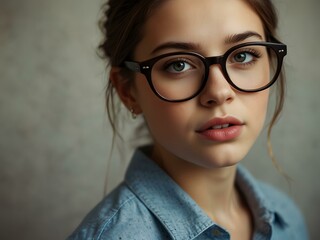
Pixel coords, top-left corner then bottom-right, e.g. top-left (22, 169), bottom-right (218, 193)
top-left (111, 0), bottom-right (270, 239)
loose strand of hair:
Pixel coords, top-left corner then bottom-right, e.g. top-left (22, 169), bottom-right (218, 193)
top-left (267, 70), bottom-right (293, 190)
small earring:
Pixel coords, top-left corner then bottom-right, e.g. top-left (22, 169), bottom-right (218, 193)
top-left (130, 108), bottom-right (137, 119)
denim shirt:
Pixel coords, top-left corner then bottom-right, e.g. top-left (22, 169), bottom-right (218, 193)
top-left (68, 147), bottom-right (309, 240)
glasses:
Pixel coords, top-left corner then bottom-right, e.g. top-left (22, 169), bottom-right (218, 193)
top-left (124, 41), bottom-right (287, 102)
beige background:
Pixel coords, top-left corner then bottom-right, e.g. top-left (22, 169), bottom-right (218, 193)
top-left (0, 0), bottom-right (319, 239)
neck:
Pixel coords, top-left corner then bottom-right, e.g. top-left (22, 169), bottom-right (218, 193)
top-left (173, 162), bottom-right (239, 218)
top-left (151, 147), bottom-right (242, 222)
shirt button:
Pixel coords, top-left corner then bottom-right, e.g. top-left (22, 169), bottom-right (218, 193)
top-left (212, 228), bottom-right (221, 237)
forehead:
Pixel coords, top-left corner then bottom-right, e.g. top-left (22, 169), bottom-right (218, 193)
top-left (135, 0), bottom-right (265, 57)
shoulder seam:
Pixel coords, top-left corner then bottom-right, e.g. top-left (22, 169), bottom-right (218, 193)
top-left (96, 195), bottom-right (136, 240)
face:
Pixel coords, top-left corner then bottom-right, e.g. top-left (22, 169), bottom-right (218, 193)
top-left (123, 0), bottom-right (270, 169)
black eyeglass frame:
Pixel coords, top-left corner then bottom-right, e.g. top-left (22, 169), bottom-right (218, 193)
top-left (124, 41), bottom-right (287, 102)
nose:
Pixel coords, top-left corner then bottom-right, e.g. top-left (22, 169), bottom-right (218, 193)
top-left (199, 65), bottom-right (235, 107)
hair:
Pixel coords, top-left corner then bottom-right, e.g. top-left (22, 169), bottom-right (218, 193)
top-left (98, 0), bottom-right (287, 175)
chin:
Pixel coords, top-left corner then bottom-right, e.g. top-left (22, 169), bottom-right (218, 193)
top-left (188, 153), bottom-right (243, 169)
top-left (206, 159), bottom-right (241, 169)
top-left (193, 146), bottom-right (248, 169)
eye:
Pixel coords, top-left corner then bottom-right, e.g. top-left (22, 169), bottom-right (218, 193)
top-left (165, 60), bottom-right (193, 73)
top-left (234, 53), bottom-right (253, 63)
top-left (233, 52), bottom-right (254, 63)
top-left (229, 48), bottom-right (262, 65)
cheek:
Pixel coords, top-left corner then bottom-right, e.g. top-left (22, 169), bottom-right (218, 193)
top-left (246, 90), bottom-right (270, 130)
top-left (134, 84), bottom-right (194, 144)
top-left (133, 77), bottom-right (174, 132)
top-left (143, 101), bottom-right (192, 139)
top-left (133, 74), bottom-right (192, 124)
top-left (258, 90), bottom-right (270, 116)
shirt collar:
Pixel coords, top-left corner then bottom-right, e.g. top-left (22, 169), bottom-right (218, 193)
top-left (125, 147), bottom-right (287, 239)
top-left (236, 165), bottom-right (288, 231)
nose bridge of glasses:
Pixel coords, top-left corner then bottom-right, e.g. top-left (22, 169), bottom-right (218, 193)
top-left (202, 55), bottom-right (231, 91)
top-left (206, 55), bottom-right (225, 67)
top-left (204, 55), bottom-right (227, 81)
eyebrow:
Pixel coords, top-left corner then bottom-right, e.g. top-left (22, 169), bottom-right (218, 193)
top-left (224, 31), bottom-right (263, 44)
top-left (150, 31), bottom-right (263, 55)
top-left (151, 42), bottom-right (201, 55)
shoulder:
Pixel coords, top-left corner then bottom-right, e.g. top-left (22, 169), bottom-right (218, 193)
top-left (257, 181), bottom-right (309, 239)
top-left (67, 183), bottom-right (166, 240)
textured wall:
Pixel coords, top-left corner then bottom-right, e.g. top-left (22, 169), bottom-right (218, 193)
top-left (0, 0), bottom-right (319, 239)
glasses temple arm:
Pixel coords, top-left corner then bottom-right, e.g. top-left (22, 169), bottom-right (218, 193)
top-left (124, 61), bottom-right (141, 73)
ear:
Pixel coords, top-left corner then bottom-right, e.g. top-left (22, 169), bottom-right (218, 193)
top-left (109, 67), bottom-right (142, 114)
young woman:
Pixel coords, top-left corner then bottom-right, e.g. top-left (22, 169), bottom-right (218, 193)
top-left (68, 0), bottom-right (308, 239)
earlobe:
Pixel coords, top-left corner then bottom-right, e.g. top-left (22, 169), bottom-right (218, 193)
top-left (109, 67), bottom-right (141, 113)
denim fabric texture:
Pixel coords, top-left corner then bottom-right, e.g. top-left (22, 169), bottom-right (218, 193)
top-left (67, 146), bottom-right (309, 240)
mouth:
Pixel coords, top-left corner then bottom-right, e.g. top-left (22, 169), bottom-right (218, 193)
top-left (196, 116), bottom-right (244, 142)
top-left (197, 116), bottom-right (244, 131)
top-left (209, 123), bottom-right (233, 129)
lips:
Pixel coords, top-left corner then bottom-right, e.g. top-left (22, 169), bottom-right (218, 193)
top-left (196, 116), bottom-right (244, 142)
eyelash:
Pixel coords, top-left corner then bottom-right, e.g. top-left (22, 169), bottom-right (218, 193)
top-left (232, 48), bottom-right (263, 62)
top-left (243, 48), bottom-right (262, 57)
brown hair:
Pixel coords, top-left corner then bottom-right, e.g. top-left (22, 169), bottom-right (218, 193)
top-left (98, 0), bottom-right (162, 139)
top-left (98, 0), bottom-right (286, 172)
